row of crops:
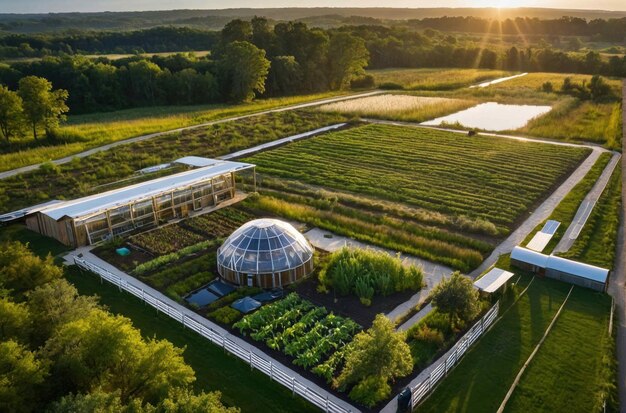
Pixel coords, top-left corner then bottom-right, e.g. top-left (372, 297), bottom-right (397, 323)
top-left (242, 124), bottom-right (589, 271)
top-left (246, 124), bottom-right (588, 231)
top-left (234, 293), bottom-right (360, 382)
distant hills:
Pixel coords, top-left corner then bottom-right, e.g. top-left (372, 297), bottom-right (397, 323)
top-left (1, 7), bottom-right (626, 33)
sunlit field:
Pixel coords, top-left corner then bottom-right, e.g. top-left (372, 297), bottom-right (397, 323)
top-left (319, 94), bottom-right (475, 122)
top-left (367, 68), bottom-right (513, 90)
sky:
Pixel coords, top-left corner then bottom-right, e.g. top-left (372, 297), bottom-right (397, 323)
top-left (1, 0), bottom-right (625, 14)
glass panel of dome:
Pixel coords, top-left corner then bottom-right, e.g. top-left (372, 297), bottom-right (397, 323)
top-left (257, 251), bottom-right (273, 271)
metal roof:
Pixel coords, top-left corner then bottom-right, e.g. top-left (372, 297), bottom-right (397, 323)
top-left (0, 200), bottom-right (64, 223)
top-left (511, 246), bottom-right (549, 268)
top-left (526, 220), bottom-right (561, 252)
top-left (174, 156), bottom-right (224, 168)
top-left (546, 255), bottom-right (609, 283)
top-left (474, 267), bottom-right (515, 293)
top-left (40, 160), bottom-right (254, 221)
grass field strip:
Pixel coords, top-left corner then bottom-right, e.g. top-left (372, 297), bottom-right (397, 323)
top-left (496, 285), bottom-right (575, 413)
top-left (493, 276), bottom-right (536, 326)
top-left (469, 73), bottom-right (528, 88)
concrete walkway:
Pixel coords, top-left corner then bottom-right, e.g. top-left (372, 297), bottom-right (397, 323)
top-left (0, 91), bottom-right (382, 180)
top-left (304, 228), bottom-right (452, 324)
top-left (553, 152), bottom-right (621, 253)
top-left (62, 247), bottom-right (360, 413)
top-left (221, 123), bottom-right (346, 160)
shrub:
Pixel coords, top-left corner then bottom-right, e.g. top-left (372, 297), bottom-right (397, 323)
top-left (348, 375), bottom-right (390, 408)
top-left (207, 306), bottom-right (242, 325)
top-left (349, 75), bottom-right (375, 89)
top-left (378, 82), bottom-right (403, 90)
top-left (319, 247), bottom-right (423, 304)
top-left (431, 271), bottom-right (480, 328)
top-left (411, 325), bottom-right (444, 346)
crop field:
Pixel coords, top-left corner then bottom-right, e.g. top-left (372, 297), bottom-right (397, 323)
top-left (367, 68), bottom-right (512, 90)
top-left (318, 94), bottom-right (475, 122)
top-left (417, 268), bottom-right (614, 413)
top-left (233, 293), bottom-right (360, 383)
top-left (0, 91), bottom-right (346, 172)
top-left (0, 110), bottom-right (346, 215)
top-left (244, 124), bottom-right (589, 270)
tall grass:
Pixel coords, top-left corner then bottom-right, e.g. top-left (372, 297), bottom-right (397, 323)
top-left (0, 91), bottom-right (346, 172)
top-left (319, 94), bottom-right (475, 122)
top-left (367, 68), bottom-right (512, 90)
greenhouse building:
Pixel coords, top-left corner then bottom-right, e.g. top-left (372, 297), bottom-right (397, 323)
top-left (0, 158), bottom-right (255, 247)
top-left (217, 218), bottom-right (315, 288)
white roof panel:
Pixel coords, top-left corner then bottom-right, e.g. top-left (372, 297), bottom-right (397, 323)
top-left (542, 220), bottom-right (560, 235)
top-left (526, 220), bottom-right (560, 252)
top-left (511, 246), bottom-right (549, 268)
top-left (474, 267), bottom-right (515, 293)
top-left (0, 200), bottom-right (65, 222)
top-left (546, 256), bottom-right (609, 283)
top-left (174, 156), bottom-right (223, 168)
top-left (41, 160), bottom-right (254, 221)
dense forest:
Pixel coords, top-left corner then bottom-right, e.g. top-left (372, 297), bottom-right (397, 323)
top-left (0, 16), bottom-right (625, 116)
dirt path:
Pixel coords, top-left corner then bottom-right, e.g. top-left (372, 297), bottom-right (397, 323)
top-left (0, 91), bottom-right (382, 180)
top-left (608, 79), bottom-right (626, 413)
top-left (553, 152), bottom-right (621, 253)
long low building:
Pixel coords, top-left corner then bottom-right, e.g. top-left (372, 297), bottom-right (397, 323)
top-left (0, 159), bottom-right (255, 247)
top-left (510, 246), bottom-right (609, 292)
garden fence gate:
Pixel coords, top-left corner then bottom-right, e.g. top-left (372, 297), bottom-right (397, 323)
top-left (73, 256), bottom-right (354, 413)
top-left (408, 300), bottom-right (500, 409)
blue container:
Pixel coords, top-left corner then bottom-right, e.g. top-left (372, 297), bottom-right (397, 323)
top-left (116, 247), bottom-right (131, 256)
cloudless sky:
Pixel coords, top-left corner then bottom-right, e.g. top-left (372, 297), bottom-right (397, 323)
top-left (2, 0), bottom-right (625, 14)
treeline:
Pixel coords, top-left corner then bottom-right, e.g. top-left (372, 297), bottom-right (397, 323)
top-left (1, 18), bottom-right (625, 116)
top-left (411, 16), bottom-right (626, 42)
top-left (0, 18), bottom-right (370, 114)
top-left (0, 27), bottom-right (220, 58)
top-left (0, 241), bottom-right (237, 412)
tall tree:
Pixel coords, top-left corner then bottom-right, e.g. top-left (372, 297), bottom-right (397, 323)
top-left (0, 242), bottom-right (62, 299)
top-left (335, 314), bottom-right (412, 407)
top-left (0, 86), bottom-right (25, 143)
top-left (327, 33), bottom-right (369, 90)
top-left (217, 41), bottom-right (270, 102)
top-left (0, 297), bottom-right (31, 342)
top-left (431, 271), bottom-right (480, 327)
top-left (43, 309), bottom-right (195, 403)
top-left (0, 340), bottom-right (48, 413)
top-left (220, 19), bottom-right (252, 45)
top-left (17, 76), bottom-right (68, 141)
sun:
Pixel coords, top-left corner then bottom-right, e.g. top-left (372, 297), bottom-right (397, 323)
top-left (468, 0), bottom-right (523, 7)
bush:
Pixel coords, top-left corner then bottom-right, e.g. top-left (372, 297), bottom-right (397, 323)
top-left (348, 375), bottom-right (390, 407)
top-left (411, 325), bottom-right (444, 346)
top-left (350, 75), bottom-right (375, 89)
top-left (378, 82), bottom-right (403, 90)
top-left (207, 306), bottom-right (242, 325)
top-left (319, 247), bottom-right (423, 304)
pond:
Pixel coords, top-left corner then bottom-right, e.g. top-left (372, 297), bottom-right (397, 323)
top-left (421, 102), bottom-right (552, 131)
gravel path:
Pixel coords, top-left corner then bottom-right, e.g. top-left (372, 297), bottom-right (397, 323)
top-left (553, 151), bottom-right (621, 253)
top-left (0, 91), bottom-right (382, 180)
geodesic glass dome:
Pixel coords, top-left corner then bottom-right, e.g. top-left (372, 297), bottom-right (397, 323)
top-left (217, 218), bottom-right (314, 288)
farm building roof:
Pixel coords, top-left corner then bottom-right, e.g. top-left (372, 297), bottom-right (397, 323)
top-left (37, 160), bottom-right (254, 221)
top-left (0, 199), bottom-right (64, 223)
top-left (474, 267), bottom-right (515, 293)
top-left (174, 156), bottom-right (225, 168)
top-left (511, 246), bottom-right (549, 268)
top-left (217, 218), bottom-right (314, 274)
top-left (526, 220), bottom-right (560, 252)
top-left (546, 256), bottom-right (609, 283)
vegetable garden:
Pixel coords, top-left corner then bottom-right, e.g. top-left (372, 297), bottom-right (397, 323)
top-left (244, 123), bottom-right (589, 271)
top-left (234, 293), bottom-right (360, 385)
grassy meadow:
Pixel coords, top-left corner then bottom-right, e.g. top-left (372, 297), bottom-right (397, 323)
top-left (0, 91), bottom-right (347, 172)
top-left (522, 152), bottom-right (612, 253)
top-left (367, 68), bottom-right (513, 90)
top-left (243, 123), bottom-right (589, 271)
top-left (417, 270), bottom-right (613, 413)
top-left (0, 110), bottom-right (347, 214)
top-left (318, 94), bottom-right (475, 122)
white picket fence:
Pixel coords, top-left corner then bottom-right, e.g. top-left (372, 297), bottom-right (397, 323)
top-left (73, 256), bottom-right (353, 413)
top-left (409, 300), bottom-right (500, 409)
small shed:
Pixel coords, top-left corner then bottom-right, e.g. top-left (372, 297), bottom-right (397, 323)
top-left (231, 297), bottom-right (262, 314)
top-left (510, 246), bottom-right (549, 274)
top-left (474, 267), bottom-right (515, 293)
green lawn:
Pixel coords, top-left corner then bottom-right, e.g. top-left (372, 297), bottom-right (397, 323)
top-left (0, 224), bottom-right (69, 258)
top-left (416, 272), bottom-right (612, 413)
top-left (367, 68), bottom-right (513, 90)
top-left (65, 267), bottom-right (318, 413)
top-left (522, 152), bottom-right (612, 253)
top-left (503, 287), bottom-right (613, 413)
top-left (0, 91), bottom-right (347, 172)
